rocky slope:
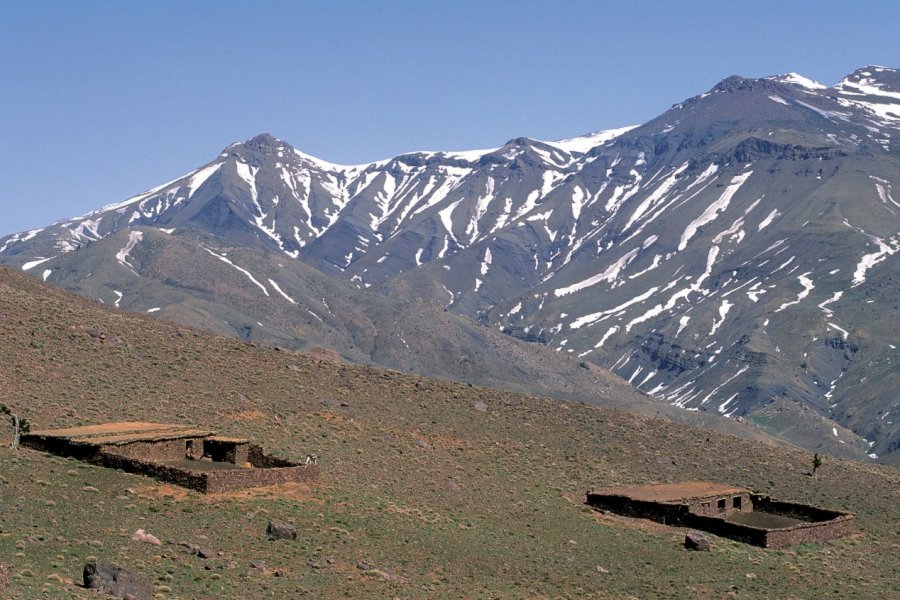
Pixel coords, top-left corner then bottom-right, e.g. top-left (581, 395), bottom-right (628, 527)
top-left (2, 67), bottom-right (898, 461)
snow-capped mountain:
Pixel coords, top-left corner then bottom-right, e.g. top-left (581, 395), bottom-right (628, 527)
top-left (3, 66), bottom-right (898, 462)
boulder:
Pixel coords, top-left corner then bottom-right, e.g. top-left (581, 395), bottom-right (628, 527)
top-left (83, 563), bottom-right (151, 600)
top-left (130, 529), bottom-right (161, 546)
top-left (180, 542), bottom-right (213, 558)
top-left (266, 521), bottom-right (297, 541)
top-left (684, 531), bottom-right (711, 551)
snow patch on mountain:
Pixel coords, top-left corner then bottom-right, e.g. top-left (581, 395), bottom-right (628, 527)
top-left (115, 231), bottom-right (143, 271)
top-left (679, 171), bottom-right (752, 251)
top-left (543, 126), bottom-right (638, 154)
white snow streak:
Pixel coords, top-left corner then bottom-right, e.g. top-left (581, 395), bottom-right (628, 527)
top-left (268, 279), bottom-right (296, 304)
top-left (679, 171), bottom-right (752, 251)
top-left (757, 209), bottom-right (780, 231)
top-left (852, 235), bottom-right (895, 286)
top-left (775, 272), bottom-right (814, 312)
top-left (202, 247), bottom-right (269, 296)
top-left (115, 231), bottom-right (144, 270)
top-left (21, 256), bottom-right (55, 271)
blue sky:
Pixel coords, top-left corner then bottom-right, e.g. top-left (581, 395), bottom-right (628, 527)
top-left (2, 0), bottom-right (899, 236)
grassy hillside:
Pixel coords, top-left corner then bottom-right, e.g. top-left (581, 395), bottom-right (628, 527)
top-left (0, 267), bottom-right (897, 599)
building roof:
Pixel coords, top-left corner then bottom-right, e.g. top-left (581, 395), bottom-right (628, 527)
top-left (591, 481), bottom-right (749, 503)
top-left (26, 422), bottom-right (216, 446)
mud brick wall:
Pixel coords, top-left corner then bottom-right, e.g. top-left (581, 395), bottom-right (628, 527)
top-left (203, 465), bottom-right (319, 493)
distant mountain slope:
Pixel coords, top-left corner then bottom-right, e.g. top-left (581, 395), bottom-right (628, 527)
top-left (2, 66), bottom-right (898, 462)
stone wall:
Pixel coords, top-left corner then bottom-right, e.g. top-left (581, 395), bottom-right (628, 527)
top-left (687, 492), bottom-right (753, 518)
top-left (202, 439), bottom-right (250, 464)
top-left (102, 439), bottom-right (190, 462)
top-left (761, 515), bottom-right (856, 548)
top-left (99, 450), bottom-right (209, 491)
top-left (98, 447), bottom-right (318, 493)
top-left (586, 491), bottom-right (855, 548)
top-left (247, 445), bottom-right (297, 468)
top-left (586, 493), bottom-right (688, 526)
top-left (21, 435), bottom-right (102, 462)
top-left (204, 465), bottom-right (319, 493)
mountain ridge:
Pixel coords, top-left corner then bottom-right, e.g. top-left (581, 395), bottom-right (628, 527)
top-left (2, 66), bottom-right (898, 462)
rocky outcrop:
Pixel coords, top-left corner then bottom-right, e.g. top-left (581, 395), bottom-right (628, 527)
top-left (83, 562), bottom-right (151, 600)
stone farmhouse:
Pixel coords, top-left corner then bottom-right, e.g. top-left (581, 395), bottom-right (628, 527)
top-left (21, 422), bottom-right (316, 493)
top-left (587, 481), bottom-right (855, 548)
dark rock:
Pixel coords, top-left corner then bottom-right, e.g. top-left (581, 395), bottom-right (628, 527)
top-left (307, 560), bottom-right (325, 569)
top-left (83, 562), bottom-right (151, 600)
top-left (266, 520), bottom-right (297, 541)
top-left (684, 531), bottom-right (711, 551)
top-left (180, 541), bottom-right (212, 558)
top-left (250, 560), bottom-right (266, 569)
top-left (356, 562), bottom-right (373, 571)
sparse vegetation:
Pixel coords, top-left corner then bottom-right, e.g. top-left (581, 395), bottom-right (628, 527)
top-left (0, 266), bottom-right (898, 599)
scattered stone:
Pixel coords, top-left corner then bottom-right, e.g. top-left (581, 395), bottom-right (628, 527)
top-left (83, 562), bottom-right (151, 600)
top-left (250, 560), bottom-right (266, 570)
top-left (473, 401), bottom-right (487, 413)
top-left (0, 562), bottom-right (10, 588)
top-left (307, 560), bottom-right (325, 569)
top-left (356, 562), bottom-right (373, 571)
top-left (266, 521), bottom-right (297, 541)
top-left (179, 542), bottom-right (212, 558)
top-left (684, 531), bottom-right (711, 551)
top-left (595, 565), bottom-right (609, 573)
top-left (130, 529), bottom-right (161, 546)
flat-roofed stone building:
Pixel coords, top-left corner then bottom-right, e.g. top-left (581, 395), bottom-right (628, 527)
top-left (587, 481), bottom-right (854, 548)
top-left (22, 422), bottom-right (316, 493)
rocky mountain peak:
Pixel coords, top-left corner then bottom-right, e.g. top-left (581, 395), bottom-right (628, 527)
top-left (837, 65), bottom-right (900, 94)
top-left (220, 133), bottom-right (289, 165)
top-left (710, 75), bottom-right (775, 94)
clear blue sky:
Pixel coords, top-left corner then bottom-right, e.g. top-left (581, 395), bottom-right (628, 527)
top-left (2, 0), bottom-right (899, 236)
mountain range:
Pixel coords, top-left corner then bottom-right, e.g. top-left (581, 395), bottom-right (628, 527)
top-left (2, 66), bottom-right (898, 463)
